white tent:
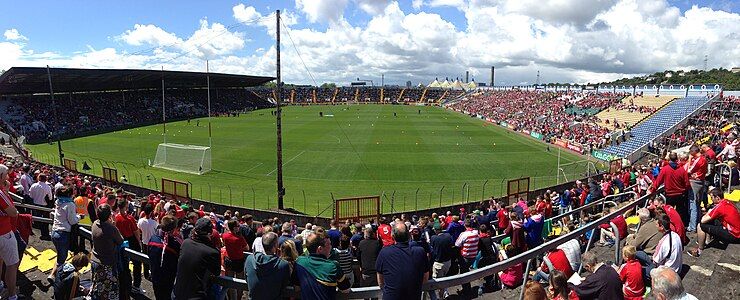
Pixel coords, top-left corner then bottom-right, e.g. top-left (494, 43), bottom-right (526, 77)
top-left (440, 80), bottom-right (451, 88)
top-left (451, 80), bottom-right (465, 90)
top-left (428, 80), bottom-right (441, 88)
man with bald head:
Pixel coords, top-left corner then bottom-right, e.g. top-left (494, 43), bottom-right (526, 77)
top-left (650, 266), bottom-right (698, 300)
top-left (245, 232), bottom-right (292, 300)
top-left (376, 222), bottom-right (430, 300)
top-left (296, 230), bottom-right (351, 299)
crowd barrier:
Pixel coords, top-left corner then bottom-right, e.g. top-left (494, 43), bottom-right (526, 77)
top-left (9, 183), bottom-right (660, 300)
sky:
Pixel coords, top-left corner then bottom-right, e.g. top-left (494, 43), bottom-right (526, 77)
top-left (1, 0), bottom-right (739, 86)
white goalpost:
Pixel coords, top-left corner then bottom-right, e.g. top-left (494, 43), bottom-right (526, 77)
top-left (151, 62), bottom-right (214, 175)
top-left (152, 143), bottom-right (211, 175)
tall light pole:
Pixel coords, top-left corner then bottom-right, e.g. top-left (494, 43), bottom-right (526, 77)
top-left (275, 10), bottom-right (285, 210)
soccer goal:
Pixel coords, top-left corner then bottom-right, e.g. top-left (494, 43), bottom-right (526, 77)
top-left (152, 143), bottom-right (211, 175)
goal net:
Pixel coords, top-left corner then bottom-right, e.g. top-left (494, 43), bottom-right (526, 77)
top-left (152, 143), bottom-right (211, 175)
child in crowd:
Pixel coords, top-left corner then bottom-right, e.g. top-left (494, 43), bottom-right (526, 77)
top-left (53, 252), bottom-right (90, 300)
top-left (617, 245), bottom-right (645, 300)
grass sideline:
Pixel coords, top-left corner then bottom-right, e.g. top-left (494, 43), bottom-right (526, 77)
top-left (27, 104), bottom-right (596, 216)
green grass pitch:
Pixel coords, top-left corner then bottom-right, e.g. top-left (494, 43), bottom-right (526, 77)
top-left (27, 104), bottom-right (594, 217)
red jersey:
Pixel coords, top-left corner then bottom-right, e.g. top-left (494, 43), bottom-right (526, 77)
top-left (708, 199), bottom-right (740, 238)
top-left (661, 204), bottom-right (687, 244)
top-left (377, 224), bottom-right (394, 247)
top-left (497, 209), bottom-right (509, 230)
top-left (542, 249), bottom-right (573, 277)
top-left (552, 290), bottom-right (579, 300)
top-left (0, 190), bottom-right (16, 235)
top-left (115, 213), bottom-right (138, 238)
top-left (619, 258), bottom-right (645, 299)
top-left (687, 155), bottom-right (707, 181)
top-left (221, 232), bottom-right (247, 260)
top-left (652, 163), bottom-right (690, 196)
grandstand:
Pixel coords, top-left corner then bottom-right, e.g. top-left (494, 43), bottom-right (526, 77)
top-left (594, 95), bottom-right (676, 130)
top-left (600, 95), bottom-right (714, 160)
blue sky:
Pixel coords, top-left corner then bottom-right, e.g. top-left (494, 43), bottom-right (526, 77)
top-left (1, 0), bottom-right (738, 85)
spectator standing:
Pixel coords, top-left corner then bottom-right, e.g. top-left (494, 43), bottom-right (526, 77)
top-left (505, 212), bottom-right (527, 255)
top-left (328, 220), bottom-right (342, 248)
top-left (455, 219), bottom-right (479, 296)
top-left (524, 210), bottom-right (545, 249)
top-left (569, 251), bottom-right (624, 300)
top-left (357, 227), bottom-right (382, 287)
top-left (222, 219), bottom-right (248, 300)
top-left (476, 224), bottom-right (498, 295)
top-left (650, 266), bottom-right (698, 300)
top-left (651, 153), bottom-right (690, 225)
top-left (686, 145), bottom-right (707, 232)
top-left (114, 198), bottom-right (143, 296)
top-left (174, 218), bottom-right (221, 300)
top-left (301, 222), bottom-right (314, 241)
top-left (335, 235), bottom-right (355, 287)
top-left (428, 230), bottom-right (454, 299)
top-left (147, 215), bottom-right (181, 300)
top-left (244, 232), bottom-right (292, 300)
top-left (376, 223), bottom-right (430, 300)
top-left (90, 204), bottom-right (123, 300)
top-left (687, 188), bottom-right (740, 257)
top-left (0, 165), bottom-right (20, 300)
top-left (28, 173), bottom-right (53, 239)
top-left (377, 217), bottom-right (394, 247)
top-left (136, 203), bottom-right (157, 280)
top-left (48, 185), bottom-right (79, 282)
top-left (278, 222), bottom-right (304, 254)
top-left (295, 231), bottom-right (351, 299)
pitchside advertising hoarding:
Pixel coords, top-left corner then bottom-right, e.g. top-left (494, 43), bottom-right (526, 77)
top-left (552, 138), bottom-right (585, 154)
top-left (592, 150), bottom-right (620, 162)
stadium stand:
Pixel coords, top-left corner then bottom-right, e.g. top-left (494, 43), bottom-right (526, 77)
top-left (654, 95), bottom-right (739, 154)
top-left (601, 95), bottom-right (714, 159)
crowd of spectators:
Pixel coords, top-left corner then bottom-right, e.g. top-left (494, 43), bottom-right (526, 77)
top-left (3, 147), bottom-right (737, 300)
top-left (2, 93), bottom-right (740, 299)
top-left (448, 90), bottom-right (615, 150)
top-left (653, 95), bottom-right (739, 156)
top-left (2, 89), bottom-right (271, 142)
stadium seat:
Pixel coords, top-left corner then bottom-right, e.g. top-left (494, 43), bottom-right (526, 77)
top-left (601, 96), bottom-right (712, 158)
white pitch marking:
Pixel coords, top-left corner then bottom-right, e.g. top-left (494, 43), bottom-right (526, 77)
top-left (244, 162), bottom-right (263, 173)
top-left (266, 150), bottom-right (305, 176)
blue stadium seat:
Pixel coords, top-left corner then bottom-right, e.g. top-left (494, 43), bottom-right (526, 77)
top-left (601, 96), bottom-right (712, 157)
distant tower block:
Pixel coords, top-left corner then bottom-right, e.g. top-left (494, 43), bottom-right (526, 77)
top-left (490, 66), bottom-right (495, 87)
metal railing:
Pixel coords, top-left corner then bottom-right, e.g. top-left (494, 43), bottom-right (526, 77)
top-left (10, 184), bottom-right (655, 299)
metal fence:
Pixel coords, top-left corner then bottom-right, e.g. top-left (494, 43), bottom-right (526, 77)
top-left (10, 184), bottom-right (660, 300)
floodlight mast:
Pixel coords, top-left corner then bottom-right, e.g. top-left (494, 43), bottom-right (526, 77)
top-left (276, 10), bottom-right (285, 210)
top-left (46, 65), bottom-right (63, 166)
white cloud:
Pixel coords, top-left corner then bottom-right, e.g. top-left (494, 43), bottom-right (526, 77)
top-left (356, 0), bottom-right (391, 15)
top-left (3, 0), bottom-right (739, 86)
top-left (118, 24), bottom-right (182, 47)
top-left (4, 29), bottom-right (28, 41)
top-left (295, 0), bottom-right (350, 23)
top-left (232, 4), bottom-right (263, 23)
top-left (412, 0), bottom-right (423, 10)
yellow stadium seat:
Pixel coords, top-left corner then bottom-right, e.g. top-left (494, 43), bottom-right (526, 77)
top-left (25, 247), bottom-right (41, 258)
top-left (725, 190), bottom-right (740, 202)
top-left (626, 216), bottom-right (640, 226)
top-left (18, 255), bottom-right (38, 273)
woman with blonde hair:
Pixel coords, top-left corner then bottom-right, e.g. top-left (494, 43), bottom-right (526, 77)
top-left (280, 239), bottom-right (299, 267)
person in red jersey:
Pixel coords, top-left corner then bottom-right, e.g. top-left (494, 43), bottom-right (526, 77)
top-left (618, 245), bottom-right (645, 300)
top-left (687, 188), bottom-right (740, 257)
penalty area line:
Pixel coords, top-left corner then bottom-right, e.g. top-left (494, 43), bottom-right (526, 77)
top-left (266, 150), bottom-right (306, 176)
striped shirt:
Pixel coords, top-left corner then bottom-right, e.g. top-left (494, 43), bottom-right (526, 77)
top-left (335, 249), bottom-right (353, 275)
top-left (455, 229), bottom-right (480, 259)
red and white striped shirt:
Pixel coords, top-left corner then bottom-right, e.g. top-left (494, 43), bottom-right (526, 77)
top-left (455, 228), bottom-right (480, 259)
